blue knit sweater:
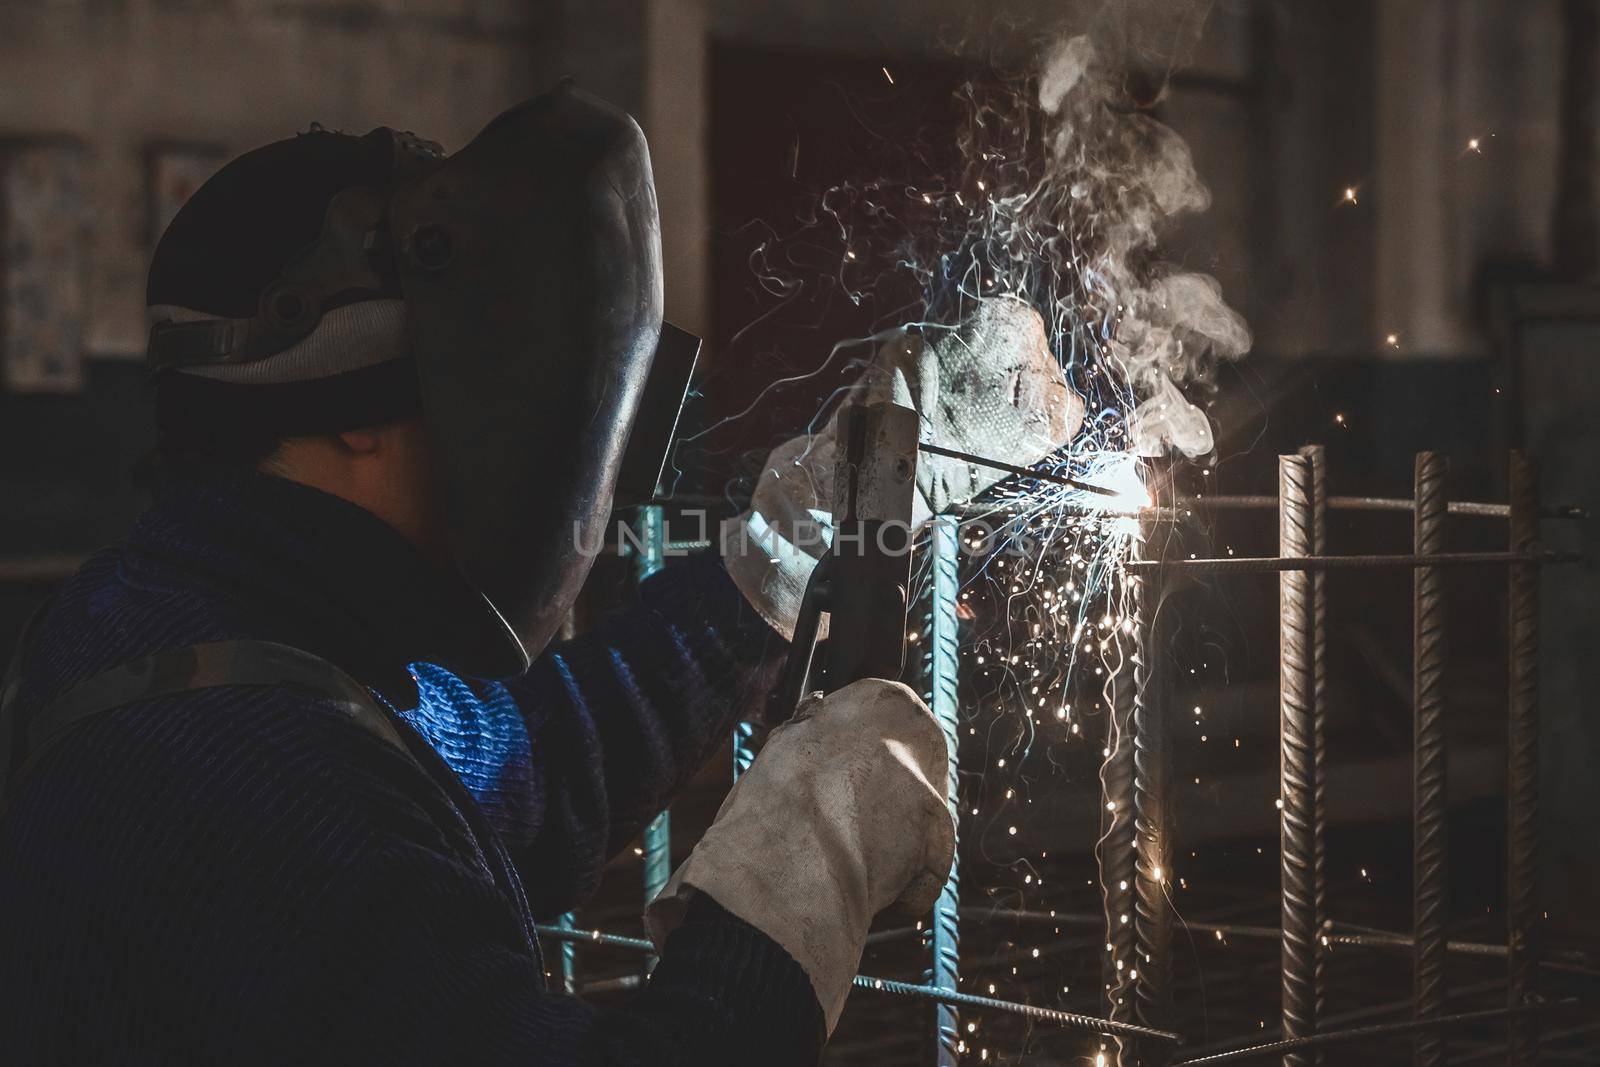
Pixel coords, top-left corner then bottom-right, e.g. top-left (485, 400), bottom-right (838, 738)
top-left (0, 468), bottom-right (822, 1064)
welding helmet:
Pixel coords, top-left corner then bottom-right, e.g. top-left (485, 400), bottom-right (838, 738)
top-left (145, 84), bottom-right (698, 677)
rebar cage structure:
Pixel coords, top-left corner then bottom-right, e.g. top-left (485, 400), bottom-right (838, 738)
top-left (537, 446), bottom-right (1589, 1065)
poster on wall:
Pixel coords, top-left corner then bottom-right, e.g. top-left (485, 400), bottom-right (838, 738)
top-left (1, 140), bottom-right (90, 394)
top-left (145, 143), bottom-right (225, 248)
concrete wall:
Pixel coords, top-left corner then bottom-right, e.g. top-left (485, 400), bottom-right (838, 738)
top-left (0, 0), bottom-right (546, 361)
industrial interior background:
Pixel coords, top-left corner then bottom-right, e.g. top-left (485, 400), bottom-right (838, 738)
top-left (2, 0), bottom-right (1599, 1062)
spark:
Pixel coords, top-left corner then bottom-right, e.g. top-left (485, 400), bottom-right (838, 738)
top-left (881, 66), bottom-right (895, 85)
top-left (1342, 185), bottom-right (1359, 205)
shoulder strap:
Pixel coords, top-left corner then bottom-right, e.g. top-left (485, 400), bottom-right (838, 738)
top-left (2, 638), bottom-right (416, 809)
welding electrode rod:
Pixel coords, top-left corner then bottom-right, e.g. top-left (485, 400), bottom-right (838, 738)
top-left (1298, 446), bottom-right (1329, 1066)
top-left (916, 441), bottom-right (1125, 498)
top-left (635, 507), bottom-right (671, 970)
top-left (1412, 454), bottom-right (1450, 1067)
top-left (1133, 510), bottom-right (1173, 1063)
top-left (1507, 452), bottom-right (1541, 1066)
top-left (1100, 562), bottom-right (1142, 1064)
top-left (923, 519), bottom-right (962, 1067)
top-left (1278, 455), bottom-right (1317, 1067)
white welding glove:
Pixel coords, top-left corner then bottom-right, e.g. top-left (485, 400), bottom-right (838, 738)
top-left (644, 678), bottom-right (955, 1032)
top-left (722, 296), bottom-right (1085, 639)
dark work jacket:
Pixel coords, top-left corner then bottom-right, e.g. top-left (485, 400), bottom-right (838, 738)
top-left (0, 468), bottom-right (822, 1064)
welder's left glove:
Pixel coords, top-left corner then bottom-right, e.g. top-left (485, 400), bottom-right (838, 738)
top-left (721, 296), bottom-right (1085, 639)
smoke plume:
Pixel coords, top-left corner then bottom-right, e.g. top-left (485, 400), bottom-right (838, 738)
top-left (911, 3), bottom-right (1250, 458)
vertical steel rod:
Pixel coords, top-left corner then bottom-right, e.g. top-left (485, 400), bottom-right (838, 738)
top-left (556, 608), bottom-right (581, 994)
top-left (1101, 562), bottom-right (1141, 1065)
top-left (635, 506), bottom-right (670, 969)
top-left (1133, 512), bottom-right (1172, 1062)
top-left (1298, 445), bottom-right (1329, 1062)
top-left (923, 518), bottom-right (962, 1065)
top-left (1506, 452), bottom-right (1541, 1065)
top-left (1279, 455), bottom-right (1317, 1067)
top-left (732, 721), bottom-right (758, 781)
top-left (1412, 453), bottom-right (1450, 1067)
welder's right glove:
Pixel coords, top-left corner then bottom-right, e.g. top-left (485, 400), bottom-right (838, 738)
top-left (721, 296), bottom-right (1085, 640)
top-left (644, 678), bottom-right (955, 1033)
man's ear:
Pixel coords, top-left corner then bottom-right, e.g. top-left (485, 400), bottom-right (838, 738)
top-left (334, 428), bottom-right (383, 455)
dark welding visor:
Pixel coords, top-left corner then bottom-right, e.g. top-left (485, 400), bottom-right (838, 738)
top-left (147, 85), bottom-right (692, 677)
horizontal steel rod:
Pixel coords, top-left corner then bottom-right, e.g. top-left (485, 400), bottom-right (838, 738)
top-left (1187, 494), bottom-right (1588, 521)
top-left (1171, 999), bottom-right (1573, 1065)
top-left (1325, 922), bottom-right (1592, 968)
top-left (927, 445), bottom-right (1589, 519)
top-left (533, 922), bottom-right (1179, 1040)
top-left (949, 908), bottom-right (1593, 969)
top-left (1124, 551), bottom-right (1579, 574)
top-left (851, 976), bottom-right (1183, 1044)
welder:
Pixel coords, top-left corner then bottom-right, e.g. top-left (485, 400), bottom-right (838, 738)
top-left (0, 85), bottom-right (1079, 1064)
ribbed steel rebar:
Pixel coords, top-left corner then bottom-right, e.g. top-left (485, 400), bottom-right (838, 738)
top-left (552, 913), bottom-right (578, 995)
top-left (1173, 1001), bottom-right (1566, 1066)
top-left (1279, 456), bottom-right (1316, 1067)
top-left (1134, 521), bottom-right (1172, 1062)
top-left (1123, 551), bottom-right (1571, 574)
top-left (531, 921), bottom-right (1184, 1042)
top-left (1507, 452), bottom-right (1541, 1065)
top-left (850, 976), bottom-right (1184, 1044)
top-left (1412, 453), bottom-right (1449, 1067)
top-left (1101, 567), bottom-right (1141, 1064)
top-left (635, 507), bottom-right (670, 968)
top-left (1298, 446), bottom-right (1329, 1062)
top-left (923, 519), bottom-right (962, 1066)
top-left (556, 609), bottom-right (580, 994)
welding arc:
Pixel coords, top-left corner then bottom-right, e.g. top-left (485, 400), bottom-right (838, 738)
top-left (917, 442), bottom-right (1125, 498)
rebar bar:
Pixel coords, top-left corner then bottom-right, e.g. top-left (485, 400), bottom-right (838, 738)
top-left (1172, 1000), bottom-right (1568, 1066)
top-left (923, 518), bottom-right (962, 1066)
top-left (1507, 451), bottom-right (1541, 1065)
top-left (1279, 455), bottom-right (1317, 1067)
top-left (1412, 452), bottom-right (1449, 1067)
top-left (1100, 570), bottom-right (1141, 1065)
top-left (1183, 494), bottom-right (1586, 520)
top-left (1320, 923), bottom-right (1590, 967)
top-left (850, 976), bottom-right (1185, 1044)
top-left (1123, 551), bottom-right (1575, 574)
top-left (531, 921), bottom-right (1183, 1042)
top-left (1134, 514), bottom-right (1173, 1063)
top-left (552, 913), bottom-right (578, 995)
top-left (556, 608), bottom-right (580, 995)
top-left (1299, 446), bottom-right (1329, 1065)
top-left (635, 506), bottom-right (670, 969)
top-left (731, 720), bottom-right (758, 780)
